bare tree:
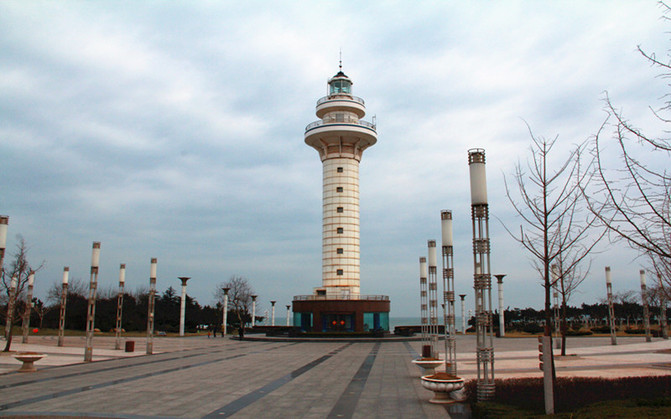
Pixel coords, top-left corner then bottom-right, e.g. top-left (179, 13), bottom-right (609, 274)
top-left (586, 4), bottom-right (671, 286)
top-left (504, 127), bottom-right (604, 411)
top-left (1, 236), bottom-right (43, 351)
top-left (46, 277), bottom-right (87, 304)
top-left (215, 276), bottom-right (254, 331)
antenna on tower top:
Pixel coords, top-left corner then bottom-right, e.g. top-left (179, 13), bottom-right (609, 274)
top-left (339, 49), bottom-right (342, 71)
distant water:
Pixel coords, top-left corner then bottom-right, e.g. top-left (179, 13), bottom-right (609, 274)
top-left (390, 316), bottom-right (464, 331)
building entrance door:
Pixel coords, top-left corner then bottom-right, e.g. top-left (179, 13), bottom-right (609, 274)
top-left (322, 313), bottom-right (354, 332)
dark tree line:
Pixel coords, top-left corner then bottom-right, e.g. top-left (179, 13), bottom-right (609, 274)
top-left (34, 286), bottom-right (222, 333)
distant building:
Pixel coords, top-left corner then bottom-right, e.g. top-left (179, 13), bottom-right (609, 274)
top-left (293, 66), bottom-right (390, 333)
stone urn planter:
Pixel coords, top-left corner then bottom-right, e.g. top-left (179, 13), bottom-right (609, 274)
top-left (13, 352), bottom-right (46, 373)
top-left (420, 372), bottom-right (465, 404)
top-left (411, 358), bottom-right (444, 375)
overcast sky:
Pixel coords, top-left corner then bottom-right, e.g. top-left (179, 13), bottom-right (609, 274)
top-left (1, 1), bottom-right (669, 318)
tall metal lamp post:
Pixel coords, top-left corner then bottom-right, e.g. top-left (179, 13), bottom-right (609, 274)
top-left (468, 148), bottom-right (495, 401)
top-left (0, 216), bottom-right (7, 277)
top-left (58, 267), bottom-right (69, 347)
top-left (21, 271), bottom-right (35, 343)
top-left (494, 274), bottom-right (506, 337)
top-left (115, 264), bottom-right (126, 350)
top-left (251, 295), bottom-right (257, 327)
top-left (605, 266), bottom-right (617, 345)
top-left (178, 277), bottom-right (191, 336)
top-left (441, 210), bottom-right (457, 375)
top-left (84, 241), bottom-right (101, 362)
top-left (271, 301), bottom-right (277, 327)
top-left (222, 287), bottom-right (230, 337)
top-left (659, 274), bottom-right (669, 340)
top-left (146, 258), bottom-right (157, 355)
top-left (640, 270), bottom-right (651, 343)
top-left (459, 294), bottom-right (467, 333)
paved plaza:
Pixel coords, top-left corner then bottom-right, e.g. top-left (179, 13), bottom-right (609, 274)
top-left (0, 334), bottom-right (669, 418)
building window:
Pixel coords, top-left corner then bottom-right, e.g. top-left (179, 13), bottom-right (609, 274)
top-left (337, 227), bottom-right (343, 234)
top-left (337, 207), bottom-right (344, 213)
top-left (337, 269), bottom-right (344, 275)
top-left (337, 248), bottom-right (343, 254)
top-left (337, 167), bottom-right (343, 173)
top-left (336, 187), bottom-right (343, 193)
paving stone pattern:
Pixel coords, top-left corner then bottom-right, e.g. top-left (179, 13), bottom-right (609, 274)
top-left (0, 335), bottom-right (669, 418)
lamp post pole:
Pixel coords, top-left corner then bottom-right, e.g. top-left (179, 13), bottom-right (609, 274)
top-left (640, 270), bottom-right (651, 343)
top-left (419, 257), bottom-right (428, 353)
top-left (659, 274), bottom-right (669, 340)
top-left (251, 295), bottom-right (257, 328)
top-left (21, 271), bottom-right (35, 343)
top-left (0, 215), bottom-right (7, 280)
top-left (459, 294), bottom-right (467, 334)
top-left (468, 148), bottom-right (495, 401)
top-left (441, 210), bottom-right (457, 375)
top-left (146, 258), bottom-right (157, 355)
top-left (271, 301), bottom-right (276, 327)
top-left (222, 288), bottom-right (230, 337)
top-left (84, 241), bottom-right (101, 362)
top-left (605, 267), bottom-right (617, 345)
top-left (114, 264), bottom-right (126, 350)
top-left (178, 277), bottom-right (190, 337)
top-left (286, 305), bottom-right (291, 326)
top-left (58, 267), bottom-right (69, 347)
top-left (494, 274), bottom-right (506, 337)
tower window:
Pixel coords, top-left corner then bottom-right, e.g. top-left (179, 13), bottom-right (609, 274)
top-left (336, 187), bottom-right (343, 193)
top-left (337, 227), bottom-right (343, 234)
top-left (337, 207), bottom-right (344, 213)
top-left (337, 167), bottom-right (343, 173)
top-left (336, 269), bottom-right (344, 276)
top-left (337, 248), bottom-right (344, 254)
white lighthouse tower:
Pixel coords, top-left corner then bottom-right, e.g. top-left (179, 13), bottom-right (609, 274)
top-left (304, 65), bottom-right (377, 298)
top-left (294, 65), bottom-right (389, 333)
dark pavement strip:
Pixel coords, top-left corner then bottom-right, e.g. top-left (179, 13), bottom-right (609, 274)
top-left (0, 342), bottom-right (299, 412)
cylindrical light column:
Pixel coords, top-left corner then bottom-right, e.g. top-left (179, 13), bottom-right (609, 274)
top-left (605, 267), bottom-right (617, 345)
top-left (178, 277), bottom-right (190, 336)
top-left (419, 257), bottom-right (429, 354)
top-left (146, 258), bottom-right (157, 355)
top-left (84, 241), bottom-right (101, 362)
top-left (469, 148), bottom-right (495, 401)
top-left (222, 288), bottom-right (230, 337)
top-left (251, 295), bottom-right (257, 327)
top-left (494, 274), bottom-right (506, 337)
top-left (459, 294), bottom-right (467, 333)
top-left (0, 216), bottom-right (8, 277)
top-left (659, 274), bottom-right (669, 340)
top-left (441, 210), bottom-right (457, 375)
top-left (271, 301), bottom-right (276, 327)
top-left (115, 264), bottom-right (126, 350)
top-left (640, 270), bottom-right (651, 343)
top-left (427, 240), bottom-right (439, 358)
top-left (4, 275), bottom-right (18, 347)
top-left (286, 305), bottom-right (291, 326)
top-left (58, 267), bottom-right (69, 347)
top-left (21, 271), bottom-right (35, 343)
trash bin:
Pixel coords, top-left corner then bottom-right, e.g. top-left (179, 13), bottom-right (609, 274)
top-left (125, 341), bottom-right (135, 352)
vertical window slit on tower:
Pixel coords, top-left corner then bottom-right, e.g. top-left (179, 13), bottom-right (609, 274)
top-left (337, 227), bottom-right (344, 234)
top-left (337, 207), bottom-right (344, 213)
top-left (337, 248), bottom-right (344, 254)
top-left (337, 269), bottom-right (344, 275)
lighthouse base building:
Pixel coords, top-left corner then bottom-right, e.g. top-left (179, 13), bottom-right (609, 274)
top-left (292, 67), bottom-right (390, 333)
